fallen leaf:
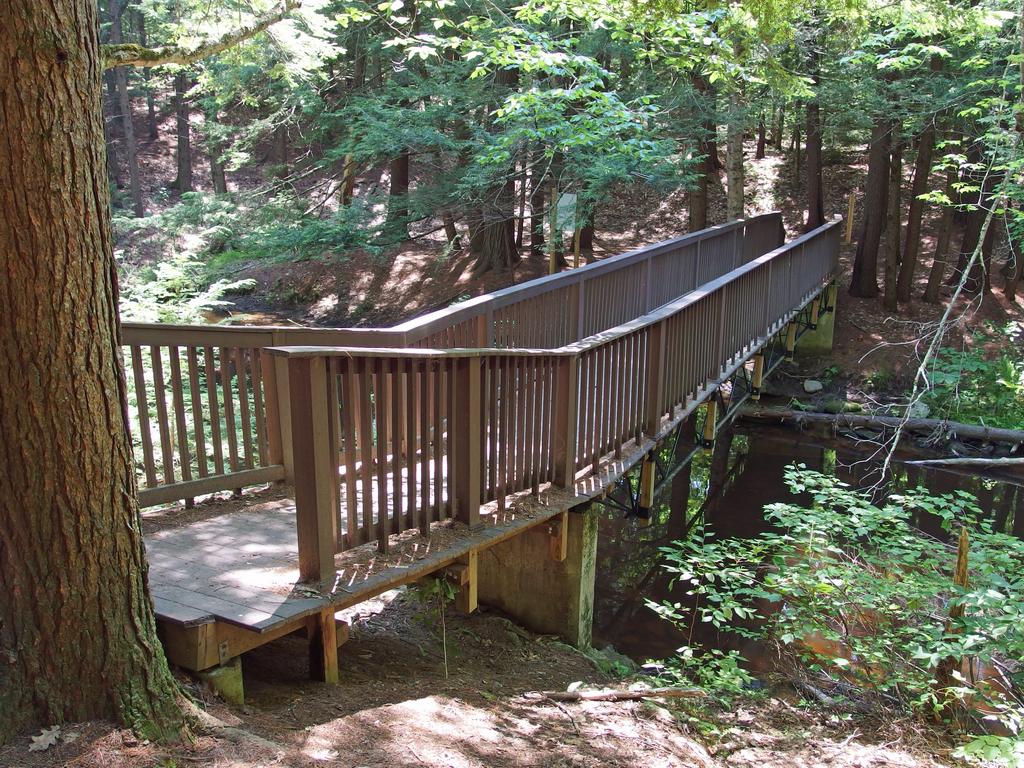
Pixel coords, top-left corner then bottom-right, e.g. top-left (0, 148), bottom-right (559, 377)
top-left (29, 726), bottom-right (61, 752)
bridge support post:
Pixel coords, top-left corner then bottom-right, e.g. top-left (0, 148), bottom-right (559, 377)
top-left (701, 398), bottom-right (717, 448)
top-left (477, 506), bottom-right (598, 649)
top-left (795, 284), bottom-right (836, 357)
top-left (751, 354), bottom-right (765, 400)
top-left (785, 322), bottom-right (797, 361)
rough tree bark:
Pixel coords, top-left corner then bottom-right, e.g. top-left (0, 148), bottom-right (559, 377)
top-left (725, 92), bottom-right (745, 220)
top-left (804, 100), bottom-right (825, 231)
top-left (1, 0), bottom-right (183, 742)
top-left (755, 115), bottom-right (766, 160)
top-left (923, 167), bottom-right (957, 303)
top-left (883, 132), bottom-right (902, 311)
top-left (173, 70), bottom-right (193, 192)
top-left (897, 121), bottom-right (936, 302)
top-left (385, 150), bottom-right (410, 239)
top-left (849, 119), bottom-right (890, 297)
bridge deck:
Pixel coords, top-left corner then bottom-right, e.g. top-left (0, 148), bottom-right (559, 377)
top-left (146, 410), bottom-right (672, 669)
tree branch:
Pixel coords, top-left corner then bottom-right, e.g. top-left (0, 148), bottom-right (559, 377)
top-left (101, 0), bottom-right (301, 70)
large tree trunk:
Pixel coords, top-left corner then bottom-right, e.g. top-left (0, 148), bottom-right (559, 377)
top-left (755, 115), bottom-right (766, 160)
top-left (897, 123), bottom-right (936, 302)
top-left (207, 111), bottom-right (228, 194)
top-left (725, 93), bottom-right (745, 220)
top-left (923, 167), bottom-right (957, 303)
top-left (693, 74), bottom-right (721, 173)
top-left (849, 119), bottom-right (890, 297)
top-left (173, 71), bottom-right (192, 193)
top-left (0, 0), bottom-right (182, 742)
top-left (110, 0), bottom-right (144, 216)
top-left (688, 146), bottom-right (710, 232)
top-left (883, 133), bottom-right (902, 311)
top-left (470, 177), bottom-right (519, 273)
top-left (804, 100), bottom-right (824, 231)
top-left (529, 152), bottom-right (546, 258)
top-left (386, 150), bottom-right (410, 240)
top-left (135, 10), bottom-right (158, 140)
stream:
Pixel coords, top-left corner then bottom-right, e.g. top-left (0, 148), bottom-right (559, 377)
top-left (591, 424), bottom-right (1024, 665)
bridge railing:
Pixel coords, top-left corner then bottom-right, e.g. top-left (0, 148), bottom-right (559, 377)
top-left (271, 217), bottom-right (842, 581)
top-left (123, 213), bottom-right (784, 506)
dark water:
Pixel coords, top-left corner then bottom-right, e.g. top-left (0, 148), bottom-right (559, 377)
top-left (591, 425), bottom-right (1024, 663)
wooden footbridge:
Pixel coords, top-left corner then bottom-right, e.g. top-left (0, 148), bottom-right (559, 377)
top-left (126, 213), bottom-right (841, 696)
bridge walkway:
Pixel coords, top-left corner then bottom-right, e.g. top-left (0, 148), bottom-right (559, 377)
top-left (128, 213), bottom-right (842, 688)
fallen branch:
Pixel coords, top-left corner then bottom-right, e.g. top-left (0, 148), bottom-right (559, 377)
top-left (529, 687), bottom-right (705, 702)
top-left (102, 1), bottom-right (300, 69)
top-left (906, 457), bottom-right (1024, 467)
top-left (739, 406), bottom-right (1024, 446)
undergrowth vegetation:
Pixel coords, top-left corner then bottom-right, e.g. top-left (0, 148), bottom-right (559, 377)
top-left (650, 466), bottom-right (1024, 766)
top-left (923, 323), bottom-right (1024, 430)
top-left (115, 191), bottom-right (385, 322)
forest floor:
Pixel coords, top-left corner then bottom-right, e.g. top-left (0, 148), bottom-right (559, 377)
top-left (3, 588), bottom-right (961, 768)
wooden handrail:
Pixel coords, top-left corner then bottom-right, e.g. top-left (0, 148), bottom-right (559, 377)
top-left (277, 217), bottom-right (842, 578)
top-left (121, 213), bottom-right (787, 508)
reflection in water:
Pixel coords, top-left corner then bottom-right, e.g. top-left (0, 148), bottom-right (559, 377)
top-left (592, 425), bottom-right (1024, 664)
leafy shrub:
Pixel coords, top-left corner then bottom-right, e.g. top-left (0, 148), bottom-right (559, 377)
top-left (924, 323), bottom-right (1024, 430)
top-left (650, 466), bottom-right (1024, 761)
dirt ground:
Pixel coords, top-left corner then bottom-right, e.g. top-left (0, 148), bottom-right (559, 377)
top-left (1, 589), bottom-right (961, 768)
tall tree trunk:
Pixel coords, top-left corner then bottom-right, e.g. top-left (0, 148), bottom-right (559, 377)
top-left (725, 93), bottom-right (745, 220)
top-left (694, 74), bottom-right (721, 173)
top-left (897, 122), bottom-right (936, 302)
top-left (883, 133), bottom-right (902, 311)
top-left (755, 115), bottom-right (766, 160)
top-left (173, 70), bottom-right (192, 193)
top-left (530, 150), bottom-right (546, 258)
top-left (110, 0), bottom-right (144, 216)
top-left (849, 119), bottom-right (890, 297)
top-left (923, 167), bottom-right (957, 303)
top-left (102, 72), bottom-right (121, 187)
top-left (774, 103), bottom-right (785, 150)
top-left (470, 177), bottom-right (519, 273)
top-left (386, 150), bottom-right (410, 239)
top-left (578, 213), bottom-right (595, 264)
top-left (207, 111), bottom-right (227, 194)
top-left (791, 100), bottom-right (802, 178)
top-left (1, 0), bottom-right (182, 741)
top-left (516, 162), bottom-right (527, 248)
top-left (804, 100), bottom-right (824, 231)
top-left (135, 10), bottom-right (158, 140)
top-left (688, 146), bottom-right (710, 232)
